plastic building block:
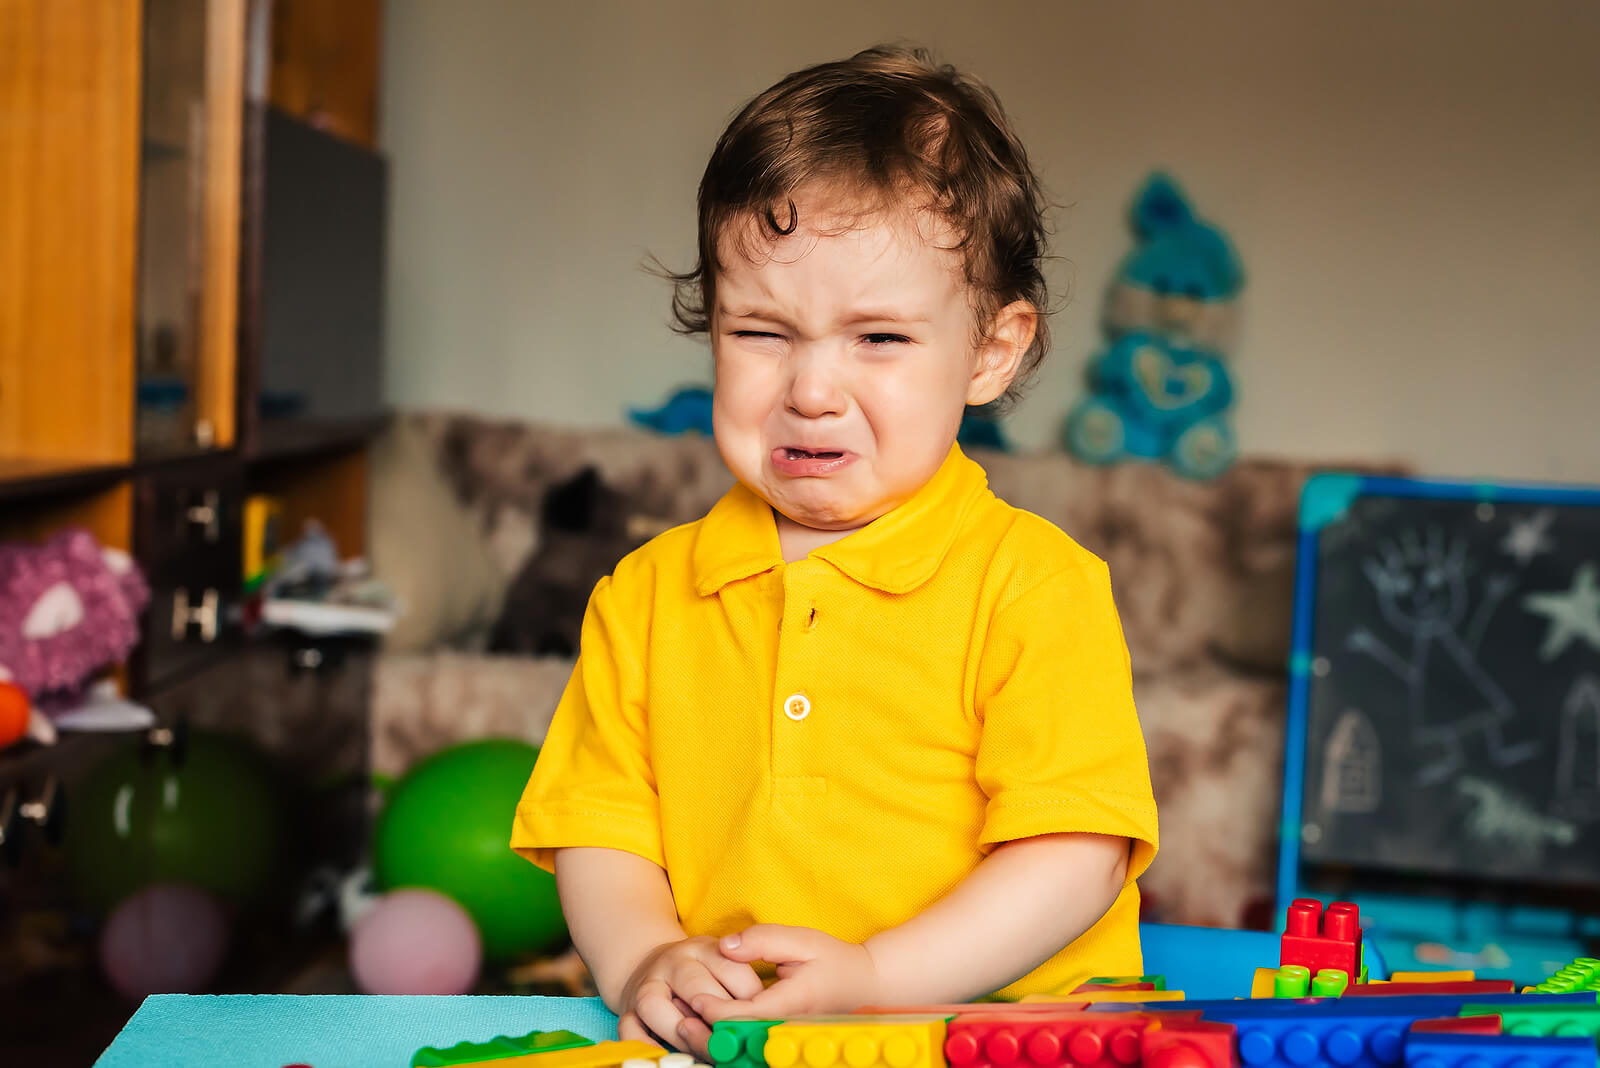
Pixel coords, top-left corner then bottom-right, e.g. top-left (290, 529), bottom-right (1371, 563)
top-left (1076, 983), bottom-right (1161, 993)
top-left (1140, 1019), bottom-right (1239, 1068)
top-left (1404, 1032), bottom-right (1598, 1068)
top-left (1314, 972), bottom-right (1351, 997)
top-left (1533, 959), bottom-right (1600, 994)
top-left (414, 1030), bottom-right (594, 1067)
top-left (1280, 898), bottom-right (1363, 981)
top-left (1021, 990), bottom-right (1187, 1004)
top-left (1253, 969), bottom-right (1280, 999)
top-left (1390, 972), bottom-right (1477, 984)
top-left (1087, 976), bottom-right (1168, 991)
top-left (945, 1012), bottom-right (1153, 1068)
top-left (1275, 967), bottom-right (1312, 999)
top-left (857, 1004), bottom-right (1088, 1016)
top-left (1344, 982), bottom-right (1514, 997)
top-left (470, 1042), bottom-right (665, 1068)
top-left (764, 1017), bottom-right (947, 1068)
top-left (1460, 1003), bottom-right (1600, 1039)
top-left (709, 1021), bottom-right (781, 1068)
top-left (1411, 1018), bottom-right (1502, 1035)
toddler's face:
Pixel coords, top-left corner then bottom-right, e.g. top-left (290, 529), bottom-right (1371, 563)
top-left (711, 189), bottom-right (1009, 541)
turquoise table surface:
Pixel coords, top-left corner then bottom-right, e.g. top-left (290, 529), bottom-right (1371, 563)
top-left (94, 994), bottom-right (620, 1068)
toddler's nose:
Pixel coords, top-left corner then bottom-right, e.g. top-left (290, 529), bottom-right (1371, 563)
top-left (785, 350), bottom-right (845, 418)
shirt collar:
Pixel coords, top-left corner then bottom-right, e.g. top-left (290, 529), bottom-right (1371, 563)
top-left (692, 444), bottom-right (989, 596)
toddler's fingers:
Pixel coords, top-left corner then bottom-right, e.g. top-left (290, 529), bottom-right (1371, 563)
top-left (633, 984), bottom-right (690, 1053)
top-left (704, 954), bottom-right (764, 1001)
top-left (692, 978), bottom-right (808, 1025)
top-left (617, 1012), bottom-right (663, 1049)
top-left (677, 1013), bottom-right (713, 1061)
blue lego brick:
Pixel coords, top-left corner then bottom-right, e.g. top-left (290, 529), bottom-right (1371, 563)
top-left (1175, 998), bottom-right (1599, 1068)
top-left (1405, 1033), bottom-right (1598, 1068)
top-left (1087, 994), bottom-right (1599, 1020)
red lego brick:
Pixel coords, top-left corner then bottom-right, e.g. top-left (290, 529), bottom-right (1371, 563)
top-left (1074, 983), bottom-right (1160, 993)
top-left (1411, 1016), bottom-right (1503, 1035)
top-left (1279, 898), bottom-right (1363, 979)
top-left (944, 1012), bottom-right (1152, 1068)
top-left (1344, 981), bottom-right (1515, 997)
top-left (856, 1003), bottom-right (1089, 1016)
top-left (1140, 1020), bottom-right (1239, 1068)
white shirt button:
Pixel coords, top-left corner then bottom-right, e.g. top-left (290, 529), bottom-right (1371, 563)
top-left (783, 693), bottom-right (811, 721)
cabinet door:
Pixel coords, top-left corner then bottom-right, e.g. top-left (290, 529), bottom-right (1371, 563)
top-left (135, 0), bottom-right (246, 457)
top-left (0, 0), bottom-right (139, 468)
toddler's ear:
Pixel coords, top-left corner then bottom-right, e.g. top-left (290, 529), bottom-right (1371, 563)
top-left (967, 300), bottom-right (1037, 406)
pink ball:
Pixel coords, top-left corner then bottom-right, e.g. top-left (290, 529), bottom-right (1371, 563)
top-left (348, 888), bottom-right (482, 995)
top-left (99, 882), bottom-right (230, 1000)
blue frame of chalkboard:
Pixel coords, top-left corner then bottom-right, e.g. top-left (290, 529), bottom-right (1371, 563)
top-left (1279, 472), bottom-right (1600, 905)
top-left (1277, 473), bottom-right (1600, 977)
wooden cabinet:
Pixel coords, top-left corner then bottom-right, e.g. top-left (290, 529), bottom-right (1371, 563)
top-left (1, 1), bottom-right (388, 1060)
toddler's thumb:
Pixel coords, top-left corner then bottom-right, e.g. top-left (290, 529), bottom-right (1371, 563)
top-left (719, 923), bottom-right (813, 964)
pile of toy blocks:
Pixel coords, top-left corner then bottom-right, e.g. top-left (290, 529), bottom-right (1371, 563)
top-left (407, 899), bottom-right (1600, 1068)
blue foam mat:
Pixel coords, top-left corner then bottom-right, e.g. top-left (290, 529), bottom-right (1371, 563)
top-left (94, 994), bottom-right (620, 1068)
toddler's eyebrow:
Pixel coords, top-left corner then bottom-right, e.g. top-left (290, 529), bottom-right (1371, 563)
top-left (718, 305), bottom-right (930, 327)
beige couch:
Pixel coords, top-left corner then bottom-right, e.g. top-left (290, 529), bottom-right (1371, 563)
top-left (369, 410), bottom-right (1371, 929)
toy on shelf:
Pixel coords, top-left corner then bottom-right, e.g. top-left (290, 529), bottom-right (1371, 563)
top-left (1064, 173), bottom-right (1244, 480)
top-left (257, 518), bottom-right (397, 637)
top-left (0, 527), bottom-right (149, 727)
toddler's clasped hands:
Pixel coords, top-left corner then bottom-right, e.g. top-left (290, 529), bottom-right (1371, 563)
top-left (617, 925), bottom-right (882, 1058)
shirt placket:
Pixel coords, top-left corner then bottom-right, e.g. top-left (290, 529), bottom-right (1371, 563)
top-left (771, 562), bottom-right (823, 790)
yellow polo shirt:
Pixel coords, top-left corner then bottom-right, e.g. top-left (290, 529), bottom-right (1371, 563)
top-left (511, 445), bottom-right (1158, 998)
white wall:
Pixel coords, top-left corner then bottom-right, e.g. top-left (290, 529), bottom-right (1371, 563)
top-left (380, 0), bottom-right (1600, 483)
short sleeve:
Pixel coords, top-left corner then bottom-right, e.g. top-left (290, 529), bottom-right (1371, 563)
top-left (510, 574), bottom-right (664, 872)
top-left (974, 558), bottom-right (1159, 881)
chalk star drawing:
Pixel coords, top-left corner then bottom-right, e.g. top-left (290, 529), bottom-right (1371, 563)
top-left (1321, 708), bottom-right (1381, 814)
top-left (1347, 527), bottom-right (1535, 786)
top-left (1500, 509), bottom-right (1556, 566)
top-left (1523, 563), bottom-right (1600, 661)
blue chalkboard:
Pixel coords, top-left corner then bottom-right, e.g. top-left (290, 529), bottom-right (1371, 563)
top-left (1281, 475), bottom-right (1600, 892)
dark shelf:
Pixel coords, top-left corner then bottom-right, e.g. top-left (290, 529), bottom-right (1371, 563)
top-left (246, 413), bottom-right (390, 465)
top-left (0, 458), bottom-right (128, 504)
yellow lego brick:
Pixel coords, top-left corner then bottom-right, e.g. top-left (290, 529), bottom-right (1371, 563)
top-left (1389, 970), bottom-right (1476, 983)
top-left (481, 1041), bottom-right (665, 1068)
top-left (1020, 989), bottom-right (1186, 1003)
top-left (764, 1016), bottom-right (947, 1068)
top-left (1252, 967), bottom-right (1280, 998)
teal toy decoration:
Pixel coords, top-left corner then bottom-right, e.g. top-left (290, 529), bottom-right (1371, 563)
top-left (1065, 173), bottom-right (1244, 479)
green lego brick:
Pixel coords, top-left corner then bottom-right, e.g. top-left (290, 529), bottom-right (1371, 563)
top-left (1311, 969), bottom-right (1350, 997)
top-left (708, 1020), bottom-right (780, 1068)
top-left (1087, 974), bottom-right (1167, 990)
top-left (1275, 965), bottom-right (1311, 998)
top-left (413, 1029), bottom-right (594, 1067)
top-left (1461, 1002), bottom-right (1600, 1038)
top-left (1536, 958), bottom-right (1600, 994)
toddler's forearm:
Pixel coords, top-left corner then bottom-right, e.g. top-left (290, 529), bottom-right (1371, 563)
top-left (863, 832), bottom-right (1130, 1003)
top-left (553, 846), bottom-right (687, 1009)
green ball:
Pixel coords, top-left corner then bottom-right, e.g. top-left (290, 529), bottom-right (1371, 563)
top-left (66, 731), bottom-right (286, 912)
top-left (373, 738), bottom-right (566, 961)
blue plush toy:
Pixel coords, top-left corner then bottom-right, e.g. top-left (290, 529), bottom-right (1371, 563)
top-left (1065, 173), bottom-right (1244, 479)
top-left (631, 386), bottom-right (1013, 453)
